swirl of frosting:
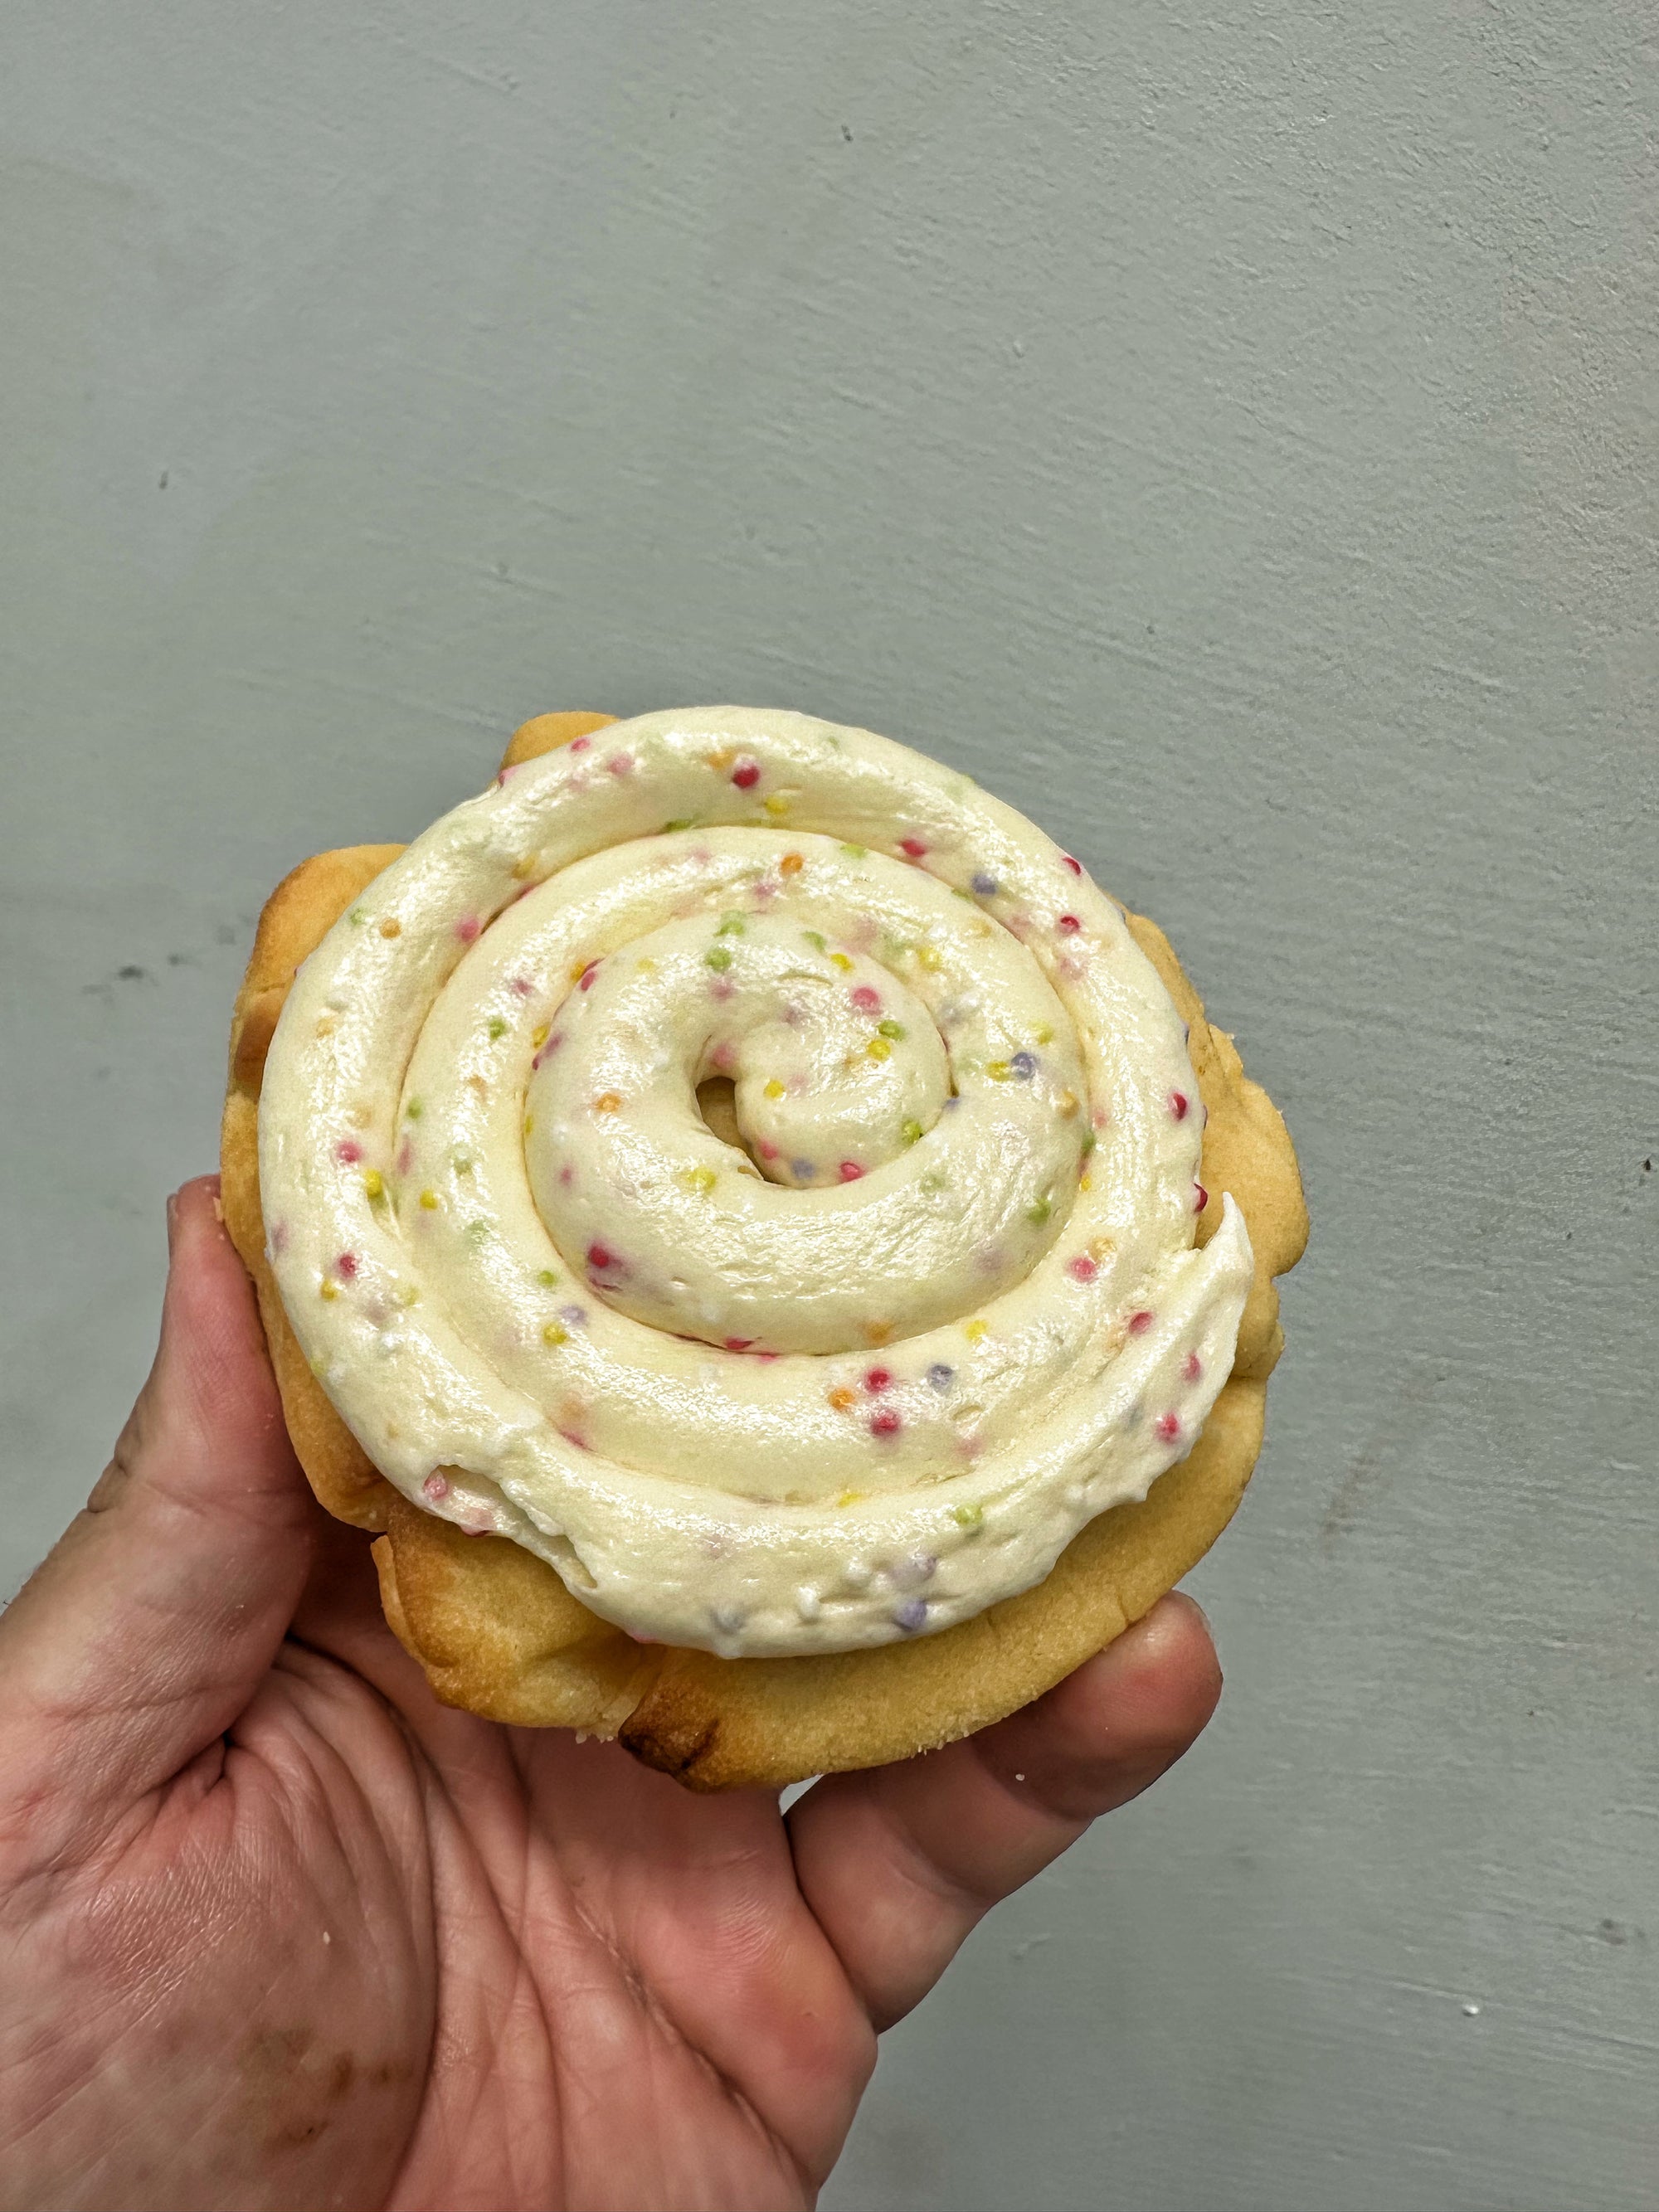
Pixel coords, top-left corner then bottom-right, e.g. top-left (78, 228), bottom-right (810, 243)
top-left (259, 708), bottom-right (1253, 1656)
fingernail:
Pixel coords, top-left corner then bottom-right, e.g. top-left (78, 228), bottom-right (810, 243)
top-left (166, 1190), bottom-right (180, 1255)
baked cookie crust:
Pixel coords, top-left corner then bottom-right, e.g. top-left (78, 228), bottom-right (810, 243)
top-left (221, 710), bottom-right (1306, 1789)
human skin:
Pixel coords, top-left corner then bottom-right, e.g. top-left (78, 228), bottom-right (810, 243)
top-left (0, 1177), bottom-right (1221, 2212)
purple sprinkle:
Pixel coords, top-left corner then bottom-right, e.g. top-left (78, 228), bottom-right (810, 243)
top-left (971, 872), bottom-right (998, 896)
top-left (927, 1362), bottom-right (955, 1391)
top-left (791, 1158), bottom-right (815, 1180)
top-left (560, 1303), bottom-right (589, 1327)
top-left (889, 1551), bottom-right (937, 1590)
top-left (894, 1597), bottom-right (927, 1632)
top-left (942, 1093), bottom-right (963, 1111)
top-left (1009, 1050), bottom-right (1037, 1078)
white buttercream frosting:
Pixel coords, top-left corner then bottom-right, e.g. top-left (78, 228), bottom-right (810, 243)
top-left (258, 708), bottom-right (1253, 1655)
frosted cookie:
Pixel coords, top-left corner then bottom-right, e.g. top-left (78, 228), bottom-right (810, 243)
top-left (221, 708), bottom-right (1306, 1787)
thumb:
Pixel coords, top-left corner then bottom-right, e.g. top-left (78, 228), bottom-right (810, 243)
top-left (0, 1176), bottom-right (317, 1851)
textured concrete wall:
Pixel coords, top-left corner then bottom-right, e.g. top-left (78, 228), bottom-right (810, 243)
top-left (2, 6), bottom-right (1654, 2206)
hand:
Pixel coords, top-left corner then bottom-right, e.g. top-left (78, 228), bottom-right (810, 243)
top-left (0, 1179), bottom-right (1221, 2212)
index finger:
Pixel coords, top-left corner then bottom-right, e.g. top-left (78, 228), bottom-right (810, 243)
top-left (786, 1593), bottom-right (1221, 2030)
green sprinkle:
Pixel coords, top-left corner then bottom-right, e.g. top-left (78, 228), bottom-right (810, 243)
top-left (537, 1267), bottom-right (558, 1286)
top-left (453, 1147), bottom-right (474, 1174)
top-left (466, 1218), bottom-right (492, 1244)
top-left (663, 816), bottom-right (696, 834)
top-left (901, 1118), bottom-right (924, 1146)
top-left (803, 928), bottom-right (827, 953)
top-left (1080, 1130), bottom-right (1097, 1157)
top-left (704, 945), bottom-right (733, 971)
top-left (404, 1098), bottom-right (423, 1121)
top-left (951, 1501), bottom-right (985, 1529)
top-left (839, 843), bottom-right (868, 860)
top-left (878, 1018), bottom-right (905, 1040)
top-left (488, 1015), bottom-right (508, 1039)
top-left (921, 1169), bottom-right (949, 1194)
top-left (717, 912), bottom-right (747, 936)
top-left (1026, 1194), bottom-right (1053, 1227)
top-left (348, 907), bottom-right (367, 926)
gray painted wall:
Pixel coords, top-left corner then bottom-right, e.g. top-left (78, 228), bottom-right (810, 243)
top-left (3, 5), bottom-right (1654, 2206)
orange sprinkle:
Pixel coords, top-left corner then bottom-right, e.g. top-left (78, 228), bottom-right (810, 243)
top-left (704, 746), bottom-right (736, 769)
top-left (828, 1386), bottom-right (858, 1411)
top-left (864, 1319), bottom-right (894, 1347)
top-left (780, 852), bottom-right (804, 875)
top-left (594, 1091), bottom-right (623, 1113)
top-left (1056, 1088), bottom-right (1079, 1118)
top-left (314, 1013), bottom-right (338, 1038)
top-left (378, 916), bottom-right (401, 939)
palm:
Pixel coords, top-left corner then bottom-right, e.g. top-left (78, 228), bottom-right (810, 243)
top-left (0, 1180), bottom-right (1219, 2212)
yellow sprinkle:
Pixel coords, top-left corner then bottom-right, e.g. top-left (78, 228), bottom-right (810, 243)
top-left (866, 1038), bottom-right (892, 1062)
top-left (1056, 1088), bottom-right (1079, 1118)
top-left (568, 959), bottom-right (591, 982)
top-left (1035, 1023), bottom-right (1054, 1045)
top-left (594, 1091), bottom-right (622, 1114)
top-left (532, 1023), bottom-right (549, 1048)
top-left (314, 1014), bottom-right (338, 1038)
top-left (377, 916), bottom-right (401, 939)
top-left (362, 1169), bottom-right (384, 1200)
top-left (837, 1490), bottom-right (864, 1508)
top-left (511, 853), bottom-right (538, 880)
top-left (763, 793), bottom-right (791, 816)
top-left (319, 1279), bottom-right (338, 1301)
top-left (542, 1321), bottom-right (569, 1347)
top-left (1089, 1234), bottom-right (1116, 1260)
top-left (679, 1164), bottom-right (718, 1195)
top-left (394, 1285), bottom-right (421, 1307)
top-left (1079, 1171), bottom-right (1093, 1192)
top-left (917, 946), bottom-right (944, 971)
top-left (704, 746), bottom-right (736, 769)
top-left (523, 1113), bottom-right (535, 1135)
top-left (765, 1077), bottom-right (786, 1100)
top-left (780, 852), bottom-right (804, 875)
top-left (965, 1317), bottom-right (990, 1344)
top-left (952, 1501), bottom-right (985, 1529)
top-left (419, 1189), bottom-right (439, 1209)
top-left (828, 1386), bottom-right (858, 1411)
top-left (830, 951), bottom-right (854, 972)
top-left (987, 1060), bottom-right (1011, 1082)
top-left (635, 956), bottom-right (657, 975)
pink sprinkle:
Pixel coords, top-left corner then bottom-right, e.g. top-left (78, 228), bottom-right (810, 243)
top-left (422, 1473), bottom-right (450, 1502)
top-left (732, 759), bottom-right (761, 789)
top-left (1194, 1182), bottom-right (1209, 1213)
top-left (511, 975), bottom-right (534, 996)
top-left (558, 1428), bottom-right (589, 1452)
top-left (1184, 1352), bottom-right (1203, 1382)
top-left (335, 1139), bottom-right (363, 1164)
top-left (578, 961), bottom-right (600, 991)
top-left (335, 1252), bottom-right (359, 1281)
top-left (1058, 913), bottom-right (1081, 934)
top-left (558, 1164), bottom-right (574, 1185)
top-left (496, 764), bottom-right (518, 787)
top-left (397, 1139), bottom-right (414, 1175)
top-left (586, 1242), bottom-right (618, 1272)
top-left (758, 1139), bottom-right (780, 1159)
top-left (1062, 853), bottom-right (1082, 875)
top-left (864, 1366), bottom-right (893, 1393)
top-left (724, 1335), bottom-right (754, 1353)
top-left (607, 752), bottom-right (635, 776)
top-left (1170, 1091), bottom-right (1189, 1121)
top-left (455, 915), bottom-right (481, 944)
top-left (1155, 1412), bottom-right (1181, 1441)
top-left (569, 735), bottom-right (591, 752)
top-left (1127, 1308), bottom-right (1153, 1334)
top-left (270, 1219), bottom-right (289, 1256)
top-left (1068, 1255), bottom-right (1097, 1282)
top-left (1092, 1108), bottom-right (1110, 1129)
top-left (870, 1408), bottom-right (902, 1437)
top-left (849, 984), bottom-right (882, 1014)
top-left (899, 836), bottom-right (927, 858)
top-left (839, 1160), bottom-right (864, 1182)
top-left (757, 1349), bottom-right (780, 1364)
top-left (711, 978), bottom-right (734, 1001)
